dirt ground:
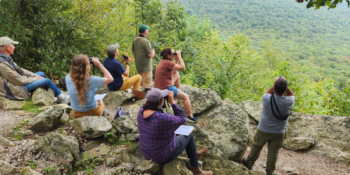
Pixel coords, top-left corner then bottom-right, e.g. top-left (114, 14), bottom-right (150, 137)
top-left (243, 145), bottom-right (350, 175)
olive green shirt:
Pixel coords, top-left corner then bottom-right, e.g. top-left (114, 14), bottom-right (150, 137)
top-left (132, 37), bottom-right (153, 73)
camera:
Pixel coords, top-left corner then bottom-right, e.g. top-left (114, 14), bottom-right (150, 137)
top-left (173, 51), bottom-right (183, 56)
top-left (162, 95), bottom-right (169, 109)
top-left (122, 55), bottom-right (128, 60)
top-left (89, 57), bottom-right (100, 65)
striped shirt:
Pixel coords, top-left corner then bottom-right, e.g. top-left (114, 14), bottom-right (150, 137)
top-left (137, 104), bottom-right (186, 164)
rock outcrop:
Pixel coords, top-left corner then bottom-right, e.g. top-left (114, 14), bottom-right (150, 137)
top-left (28, 106), bottom-right (64, 132)
top-left (196, 103), bottom-right (249, 161)
top-left (112, 114), bottom-right (139, 141)
top-left (0, 96), bottom-right (26, 110)
top-left (103, 91), bottom-right (135, 107)
top-left (177, 85), bottom-right (222, 115)
top-left (70, 116), bottom-right (112, 138)
top-left (42, 133), bottom-right (79, 173)
top-left (283, 137), bottom-right (316, 151)
top-left (32, 88), bottom-right (54, 106)
top-left (239, 100), bottom-right (263, 124)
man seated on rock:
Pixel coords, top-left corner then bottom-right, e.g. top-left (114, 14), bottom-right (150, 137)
top-left (154, 47), bottom-right (197, 122)
top-left (243, 77), bottom-right (295, 175)
top-left (103, 43), bottom-right (141, 94)
top-left (137, 88), bottom-right (213, 175)
top-left (0, 37), bottom-right (70, 104)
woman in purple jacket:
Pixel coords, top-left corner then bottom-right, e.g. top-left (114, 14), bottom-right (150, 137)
top-left (137, 88), bottom-right (213, 175)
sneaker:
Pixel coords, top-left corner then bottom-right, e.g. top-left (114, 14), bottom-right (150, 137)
top-left (125, 89), bottom-right (132, 94)
top-left (57, 95), bottom-right (70, 104)
top-left (187, 115), bottom-right (198, 122)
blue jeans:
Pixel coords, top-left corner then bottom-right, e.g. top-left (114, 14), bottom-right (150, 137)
top-left (167, 85), bottom-right (179, 97)
top-left (26, 72), bottom-right (61, 97)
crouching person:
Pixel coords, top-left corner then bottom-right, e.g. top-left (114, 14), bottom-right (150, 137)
top-left (103, 43), bottom-right (141, 94)
top-left (243, 77), bottom-right (295, 175)
top-left (0, 37), bottom-right (69, 103)
top-left (137, 88), bottom-right (213, 175)
top-left (66, 54), bottom-right (113, 118)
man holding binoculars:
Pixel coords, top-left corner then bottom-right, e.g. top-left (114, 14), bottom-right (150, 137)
top-left (154, 47), bottom-right (198, 122)
top-left (103, 43), bottom-right (141, 94)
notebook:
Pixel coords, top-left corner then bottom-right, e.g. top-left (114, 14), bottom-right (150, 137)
top-left (95, 94), bottom-right (107, 101)
top-left (175, 125), bottom-right (195, 136)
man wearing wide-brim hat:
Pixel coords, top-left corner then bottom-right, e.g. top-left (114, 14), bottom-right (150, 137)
top-left (0, 36), bottom-right (70, 103)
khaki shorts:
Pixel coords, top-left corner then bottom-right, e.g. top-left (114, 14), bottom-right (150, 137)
top-left (138, 71), bottom-right (153, 87)
top-left (72, 101), bottom-right (103, 118)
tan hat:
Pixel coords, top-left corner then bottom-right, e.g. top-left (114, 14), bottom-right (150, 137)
top-left (0, 37), bottom-right (19, 46)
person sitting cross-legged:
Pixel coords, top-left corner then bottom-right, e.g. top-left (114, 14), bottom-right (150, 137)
top-left (137, 88), bottom-right (213, 175)
top-left (66, 54), bottom-right (113, 118)
top-left (0, 36), bottom-right (70, 103)
top-left (104, 43), bottom-right (141, 94)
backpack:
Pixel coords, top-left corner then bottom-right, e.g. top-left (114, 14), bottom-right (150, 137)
top-left (270, 91), bottom-right (289, 121)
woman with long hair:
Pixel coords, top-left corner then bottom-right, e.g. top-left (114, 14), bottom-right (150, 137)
top-left (66, 54), bottom-right (113, 118)
top-left (154, 47), bottom-right (197, 122)
top-left (137, 88), bottom-right (213, 175)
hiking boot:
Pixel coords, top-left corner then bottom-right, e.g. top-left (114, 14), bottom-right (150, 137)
top-left (197, 146), bottom-right (208, 161)
top-left (190, 166), bottom-right (213, 175)
top-left (56, 95), bottom-right (70, 104)
top-left (187, 115), bottom-right (198, 122)
top-left (242, 157), bottom-right (252, 170)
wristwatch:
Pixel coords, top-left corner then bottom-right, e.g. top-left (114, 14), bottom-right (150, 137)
top-left (126, 63), bottom-right (130, 66)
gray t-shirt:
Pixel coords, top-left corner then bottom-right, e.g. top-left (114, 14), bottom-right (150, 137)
top-left (258, 93), bottom-right (295, 133)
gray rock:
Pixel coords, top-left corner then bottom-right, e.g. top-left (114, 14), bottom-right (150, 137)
top-left (0, 96), bottom-right (25, 110)
top-left (112, 115), bottom-right (139, 141)
top-left (177, 84), bottom-right (222, 115)
top-left (103, 91), bottom-right (135, 107)
top-left (32, 88), bottom-right (54, 106)
top-left (197, 103), bottom-right (249, 161)
top-left (106, 158), bottom-right (117, 167)
top-left (103, 166), bottom-right (129, 175)
top-left (21, 167), bottom-right (42, 175)
top-left (0, 135), bottom-right (15, 147)
top-left (82, 140), bottom-right (102, 151)
top-left (12, 130), bottom-right (34, 138)
top-left (249, 170), bottom-right (265, 175)
top-left (283, 137), bottom-right (316, 151)
top-left (239, 100), bottom-right (263, 124)
top-left (134, 160), bottom-right (161, 173)
top-left (25, 139), bottom-right (37, 148)
top-left (161, 157), bottom-right (193, 175)
top-left (111, 143), bottom-right (147, 165)
top-left (85, 144), bottom-right (111, 159)
top-left (0, 160), bottom-right (17, 174)
top-left (223, 98), bottom-right (234, 104)
top-left (42, 133), bottom-right (79, 172)
top-left (248, 125), bottom-right (257, 146)
top-left (286, 112), bottom-right (350, 165)
top-left (120, 163), bottom-right (135, 171)
top-left (70, 116), bottom-right (112, 138)
top-left (28, 106), bottom-right (64, 132)
top-left (186, 122), bottom-right (250, 175)
top-left (282, 166), bottom-right (300, 175)
top-left (96, 85), bottom-right (110, 94)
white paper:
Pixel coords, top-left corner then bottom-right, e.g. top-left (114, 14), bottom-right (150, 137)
top-left (95, 94), bottom-right (107, 101)
top-left (175, 125), bottom-right (194, 136)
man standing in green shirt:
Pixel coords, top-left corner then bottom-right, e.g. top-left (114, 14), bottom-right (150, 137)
top-left (132, 24), bottom-right (155, 88)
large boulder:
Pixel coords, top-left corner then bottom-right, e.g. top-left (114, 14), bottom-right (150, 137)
top-left (111, 143), bottom-right (147, 165)
top-left (70, 116), bottom-right (112, 138)
top-left (112, 114), bottom-right (139, 141)
top-left (177, 85), bottom-right (222, 115)
top-left (39, 104), bottom-right (72, 123)
top-left (103, 91), bottom-right (135, 107)
top-left (42, 133), bottom-right (79, 173)
top-left (32, 88), bottom-right (54, 106)
top-left (197, 103), bottom-right (249, 161)
top-left (239, 100), bottom-right (263, 124)
top-left (0, 135), bottom-right (15, 147)
top-left (134, 160), bottom-right (161, 173)
top-left (0, 96), bottom-right (25, 110)
top-left (0, 160), bottom-right (17, 174)
top-left (28, 106), bottom-right (64, 132)
top-left (283, 137), bottom-right (316, 151)
top-left (186, 122), bottom-right (250, 175)
top-left (161, 157), bottom-right (193, 175)
top-left (286, 112), bottom-right (350, 165)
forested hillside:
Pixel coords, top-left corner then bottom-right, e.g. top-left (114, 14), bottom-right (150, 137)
top-left (1, 0), bottom-right (350, 116)
top-left (175, 0), bottom-right (350, 83)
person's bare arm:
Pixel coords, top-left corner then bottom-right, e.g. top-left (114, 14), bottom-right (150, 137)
top-left (92, 58), bottom-right (113, 85)
top-left (172, 51), bottom-right (185, 71)
top-left (148, 48), bottom-right (155, 58)
top-left (122, 56), bottom-right (131, 77)
top-left (265, 86), bottom-right (274, 94)
top-left (285, 87), bottom-right (294, 97)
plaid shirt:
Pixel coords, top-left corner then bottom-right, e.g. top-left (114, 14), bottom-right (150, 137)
top-left (137, 103), bottom-right (186, 164)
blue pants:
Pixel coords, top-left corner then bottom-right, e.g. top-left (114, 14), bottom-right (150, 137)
top-left (26, 72), bottom-right (61, 97)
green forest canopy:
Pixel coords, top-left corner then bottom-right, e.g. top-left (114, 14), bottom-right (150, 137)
top-left (0, 0), bottom-right (350, 116)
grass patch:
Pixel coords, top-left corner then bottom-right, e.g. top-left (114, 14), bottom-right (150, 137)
top-left (24, 160), bottom-right (38, 169)
top-left (22, 100), bottom-right (42, 114)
